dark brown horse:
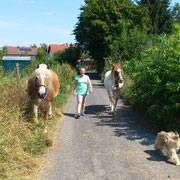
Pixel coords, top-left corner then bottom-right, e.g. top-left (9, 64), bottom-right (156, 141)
top-left (27, 64), bottom-right (59, 122)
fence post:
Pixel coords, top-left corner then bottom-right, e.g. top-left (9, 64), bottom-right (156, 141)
top-left (15, 63), bottom-right (20, 83)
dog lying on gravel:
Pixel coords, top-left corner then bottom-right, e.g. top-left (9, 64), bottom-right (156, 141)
top-left (154, 131), bottom-right (180, 166)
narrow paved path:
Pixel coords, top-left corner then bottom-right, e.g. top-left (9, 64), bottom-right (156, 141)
top-left (42, 73), bottom-right (180, 180)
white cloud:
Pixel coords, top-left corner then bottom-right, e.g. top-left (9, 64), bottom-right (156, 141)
top-left (43, 11), bottom-right (54, 16)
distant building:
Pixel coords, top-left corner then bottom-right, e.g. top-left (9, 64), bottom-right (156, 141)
top-left (6, 46), bottom-right (38, 56)
top-left (2, 46), bottom-right (37, 73)
top-left (2, 56), bottom-right (35, 73)
top-left (48, 44), bottom-right (70, 58)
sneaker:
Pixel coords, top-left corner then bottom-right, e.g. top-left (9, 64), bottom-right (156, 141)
top-left (75, 114), bottom-right (80, 119)
top-left (81, 112), bottom-right (85, 116)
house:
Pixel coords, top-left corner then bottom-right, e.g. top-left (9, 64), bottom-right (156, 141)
top-left (2, 56), bottom-right (35, 73)
top-left (6, 46), bottom-right (38, 56)
top-left (48, 44), bottom-right (70, 58)
top-left (2, 46), bottom-right (37, 73)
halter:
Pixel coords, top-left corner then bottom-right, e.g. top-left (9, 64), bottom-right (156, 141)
top-left (35, 78), bottom-right (48, 100)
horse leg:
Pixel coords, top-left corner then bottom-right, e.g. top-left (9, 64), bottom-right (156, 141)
top-left (108, 91), bottom-right (112, 107)
top-left (111, 100), bottom-right (115, 112)
top-left (45, 101), bottom-right (52, 119)
top-left (33, 105), bottom-right (39, 123)
top-left (108, 91), bottom-right (115, 113)
top-left (114, 97), bottom-right (119, 112)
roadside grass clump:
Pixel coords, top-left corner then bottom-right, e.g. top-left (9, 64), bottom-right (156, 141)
top-left (0, 62), bottom-right (76, 179)
top-left (0, 78), bottom-right (41, 179)
top-left (54, 63), bottom-right (77, 109)
top-left (123, 36), bottom-right (180, 130)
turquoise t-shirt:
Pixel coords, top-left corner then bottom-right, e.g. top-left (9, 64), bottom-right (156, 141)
top-left (75, 75), bottom-right (89, 95)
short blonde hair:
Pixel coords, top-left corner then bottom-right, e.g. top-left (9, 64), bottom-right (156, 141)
top-left (80, 67), bottom-right (85, 71)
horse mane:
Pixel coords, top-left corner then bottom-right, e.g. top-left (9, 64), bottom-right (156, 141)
top-left (33, 64), bottom-right (52, 86)
top-left (110, 63), bottom-right (123, 82)
top-left (111, 64), bottom-right (122, 73)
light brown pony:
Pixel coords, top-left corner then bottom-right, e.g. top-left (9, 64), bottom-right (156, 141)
top-left (27, 64), bottom-right (59, 122)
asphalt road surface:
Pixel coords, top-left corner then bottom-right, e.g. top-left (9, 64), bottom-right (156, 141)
top-left (42, 73), bottom-right (180, 180)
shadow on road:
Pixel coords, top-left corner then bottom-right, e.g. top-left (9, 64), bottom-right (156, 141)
top-left (86, 105), bottom-right (107, 114)
top-left (90, 103), bottom-right (157, 146)
top-left (63, 113), bottom-right (75, 118)
top-left (144, 150), bottom-right (175, 165)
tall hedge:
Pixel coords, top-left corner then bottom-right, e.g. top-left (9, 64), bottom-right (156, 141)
top-left (123, 35), bottom-right (180, 130)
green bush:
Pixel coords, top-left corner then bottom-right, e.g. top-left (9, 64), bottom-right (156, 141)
top-left (123, 36), bottom-right (180, 130)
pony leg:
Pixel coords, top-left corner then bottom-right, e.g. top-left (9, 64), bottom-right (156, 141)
top-left (45, 101), bottom-right (52, 119)
top-left (108, 91), bottom-right (112, 107)
top-left (48, 102), bottom-right (52, 118)
top-left (111, 101), bottom-right (115, 112)
top-left (114, 97), bottom-right (118, 112)
top-left (33, 105), bottom-right (38, 123)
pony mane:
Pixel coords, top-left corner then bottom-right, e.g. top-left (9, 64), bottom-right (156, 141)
top-left (34, 64), bottom-right (52, 83)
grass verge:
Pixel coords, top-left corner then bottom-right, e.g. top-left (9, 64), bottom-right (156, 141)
top-left (0, 63), bottom-right (76, 179)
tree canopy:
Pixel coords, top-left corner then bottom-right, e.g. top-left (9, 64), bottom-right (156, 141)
top-left (74, 0), bottom-right (175, 73)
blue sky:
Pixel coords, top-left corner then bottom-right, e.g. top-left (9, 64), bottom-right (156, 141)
top-left (0, 0), bottom-right (178, 47)
top-left (0, 0), bottom-right (85, 47)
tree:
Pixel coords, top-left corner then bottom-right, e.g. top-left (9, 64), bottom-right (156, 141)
top-left (137, 0), bottom-right (173, 34)
top-left (0, 47), bottom-right (6, 65)
top-left (74, 0), bottom-right (150, 73)
top-left (37, 47), bottom-right (48, 60)
top-left (40, 43), bottom-right (48, 52)
top-left (171, 3), bottom-right (180, 23)
top-left (54, 46), bottom-right (81, 67)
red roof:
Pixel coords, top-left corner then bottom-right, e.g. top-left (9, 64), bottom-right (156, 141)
top-left (48, 44), bottom-right (70, 54)
top-left (6, 46), bottom-right (38, 56)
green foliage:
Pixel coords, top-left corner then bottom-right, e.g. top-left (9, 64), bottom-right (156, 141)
top-left (138, 0), bottom-right (173, 34)
top-left (171, 3), bottom-right (180, 23)
top-left (22, 58), bottom-right (58, 76)
top-left (54, 46), bottom-right (81, 67)
top-left (37, 47), bottom-right (48, 60)
top-left (54, 63), bottom-right (77, 108)
top-left (0, 49), bottom-right (6, 65)
top-left (123, 36), bottom-right (180, 130)
top-left (169, 23), bottom-right (180, 52)
top-left (74, 0), bottom-right (150, 73)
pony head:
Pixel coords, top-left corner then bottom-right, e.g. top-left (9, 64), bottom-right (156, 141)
top-left (34, 64), bottom-right (51, 99)
top-left (112, 64), bottom-right (123, 88)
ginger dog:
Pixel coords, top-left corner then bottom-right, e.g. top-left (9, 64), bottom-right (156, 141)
top-left (154, 131), bottom-right (180, 166)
